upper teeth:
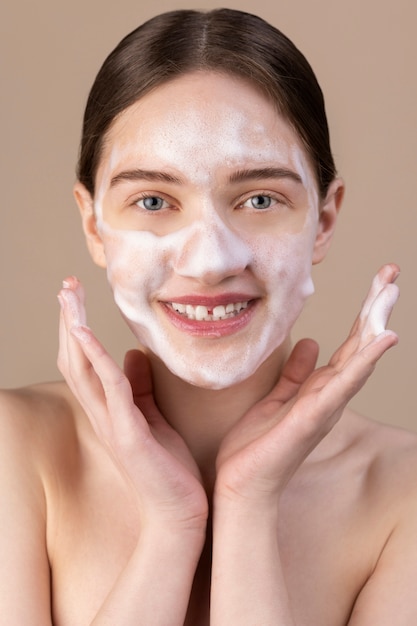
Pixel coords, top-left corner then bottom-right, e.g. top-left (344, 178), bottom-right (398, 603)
top-left (171, 301), bottom-right (249, 321)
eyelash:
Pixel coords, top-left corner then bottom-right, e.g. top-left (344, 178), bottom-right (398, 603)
top-left (132, 193), bottom-right (174, 212)
top-left (131, 191), bottom-right (287, 213)
top-left (238, 192), bottom-right (286, 211)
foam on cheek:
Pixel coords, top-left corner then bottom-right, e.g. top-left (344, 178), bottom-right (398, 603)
top-left (101, 212), bottom-right (253, 322)
top-left (95, 211), bottom-right (318, 389)
top-left (264, 145), bottom-right (319, 306)
top-left (249, 146), bottom-right (319, 321)
top-left (94, 187), bottom-right (319, 389)
top-left (92, 149), bottom-right (168, 345)
top-left (100, 225), bottom-right (168, 338)
top-left (191, 220), bottom-right (317, 387)
top-left (251, 216), bottom-right (316, 329)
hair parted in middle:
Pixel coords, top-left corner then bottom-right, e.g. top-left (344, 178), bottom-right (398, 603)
top-left (77, 8), bottom-right (336, 198)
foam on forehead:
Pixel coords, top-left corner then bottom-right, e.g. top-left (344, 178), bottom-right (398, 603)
top-left (94, 88), bottom-right (318, 194)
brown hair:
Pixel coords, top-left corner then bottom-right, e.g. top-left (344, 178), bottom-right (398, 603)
top-left (77, 8), bottom-right (336, 198)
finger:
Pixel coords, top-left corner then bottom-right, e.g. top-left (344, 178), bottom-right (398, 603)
top-left (360, 282), bottom-right (399, 341)
top-left (267, 339), bottom-right (319, 405)
top-left (317, 329), bottom-right (398, 420)
top-left (124, 350), bottom-right (160, 419)
top-left (57, 276), bottom-right (84, 377)
top-left (124, 350), bottom-right (153, 400)
top-left (57, 284), bottom-right (86, 380)
top-left (58, 281), bottom-right (89, 382)
top-left (63, 278), bottom-right (87, 323)
top-left (355, 264), bottom-right (400, 334)
top-left (58, 285), bottom-right (111, 438)
top-left (329, 264), bottom-right (399, 368)
top-left (124, 350), bottom-right (175, 435)
top-left (59, 288), bottom-right (90, 373)
top-left (57, 293), bottom-right (69, 377)
top-left (279, 329), bottom-right (398, 461)
top-left (71, 326), bottom-right (150, 445)
top-left (322, 326), bottom-right (397, 413)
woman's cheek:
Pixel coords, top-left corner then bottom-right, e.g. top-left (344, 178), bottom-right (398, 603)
top-left (252, 225), bottom-right (315, 298)
top-left (101, 228), bottom-right (167, 327)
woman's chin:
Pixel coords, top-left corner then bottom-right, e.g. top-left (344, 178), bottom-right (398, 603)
top-left (122, 315), bottom-right (289, 392)
top-left (177, 370), bottom-right (248, 391)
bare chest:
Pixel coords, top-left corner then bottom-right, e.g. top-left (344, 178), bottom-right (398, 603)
top-left (46, 457), bottom-right (384, 626)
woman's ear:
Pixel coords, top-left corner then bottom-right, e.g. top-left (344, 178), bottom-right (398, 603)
top-left (312, 178), bottom-right (344, 264)
top-left (73, 182), bottom-right (107, 268)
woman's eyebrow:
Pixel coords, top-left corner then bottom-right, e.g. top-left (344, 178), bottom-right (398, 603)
top-left (229, 167), bottom-right (303, 185)
top-left (110, 168), bottom-right (184, 187)
top-left (109, 166), bottom-right (303, 188)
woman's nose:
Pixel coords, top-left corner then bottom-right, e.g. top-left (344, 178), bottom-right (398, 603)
top-left (172, 214), bottom-right (251, 285)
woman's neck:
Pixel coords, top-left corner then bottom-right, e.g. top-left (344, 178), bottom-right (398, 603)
top-left (147, 340), bottom-right (292, 489)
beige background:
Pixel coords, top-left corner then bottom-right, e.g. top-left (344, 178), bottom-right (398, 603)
top-left (1, 0), bottom-right (415, 431)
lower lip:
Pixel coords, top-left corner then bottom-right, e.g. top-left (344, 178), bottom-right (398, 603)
top-left (160, 300), bottom-right (258, 337)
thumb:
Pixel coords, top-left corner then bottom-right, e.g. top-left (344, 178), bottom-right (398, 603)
top-left (269, 339), bottom-right (319, 404)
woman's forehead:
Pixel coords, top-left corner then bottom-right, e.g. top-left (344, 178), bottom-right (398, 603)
top-left (98, 71), bottom-right (316, 191)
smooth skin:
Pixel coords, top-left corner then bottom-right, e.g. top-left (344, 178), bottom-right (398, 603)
top-left (1, 72), bottom-right (417, 625)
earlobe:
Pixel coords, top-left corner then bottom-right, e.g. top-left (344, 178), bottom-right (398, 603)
top-left (312, 178), bottom-right (344, 264)
top-left (73, 182), bottom-right (107, 268)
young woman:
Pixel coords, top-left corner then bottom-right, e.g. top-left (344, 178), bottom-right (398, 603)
top-left (1, 8), bottom-right (416, 626)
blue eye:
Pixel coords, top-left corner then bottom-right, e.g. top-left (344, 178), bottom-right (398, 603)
top-left (137, 196), bottom-right (166, 211)
top-left (244, 195), bottom-right (273, 210)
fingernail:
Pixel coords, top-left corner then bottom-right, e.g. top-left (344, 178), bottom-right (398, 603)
top-left (62, 276), bottom-right (79, 289)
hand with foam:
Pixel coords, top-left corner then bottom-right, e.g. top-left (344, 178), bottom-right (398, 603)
top-left (210, 264), bottom-right (399, 625)
top-left (57, 276), bottom-right (207, 624)
top-left (57, 276), bottom-right (208, 532)
top-left (214, 263), bottom-right (400, 504)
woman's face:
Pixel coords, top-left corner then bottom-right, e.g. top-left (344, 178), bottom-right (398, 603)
top-left (87, 71), bottom-right (330, 389)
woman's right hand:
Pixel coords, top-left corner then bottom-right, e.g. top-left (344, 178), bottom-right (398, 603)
top-left (57, 276), bottom-right (208, 536)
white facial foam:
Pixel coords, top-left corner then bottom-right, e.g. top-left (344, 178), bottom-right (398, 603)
top-left (92, 72), bottom-right (321, 389)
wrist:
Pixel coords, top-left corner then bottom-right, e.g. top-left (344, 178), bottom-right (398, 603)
top-left (213, 488), bottom-right (280, 531)
top-left (141, 515), bottom-right (207, 545)
top-left (137, 521), bottom-right (206, 567)
top-left (214, 478), bottom-right (282, 514)
top-left (138, 495), bottom-right (209, 538)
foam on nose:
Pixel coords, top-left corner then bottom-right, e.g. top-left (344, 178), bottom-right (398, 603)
top-left (172, 214), bottom-right (252, 279)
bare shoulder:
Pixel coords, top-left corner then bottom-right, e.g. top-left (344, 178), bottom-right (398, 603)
top-left (340, 418), bottom-right (417, 622)
top-left (351, 410), bottom-right (417, 496)
top-left (0, 380), bottom-right (75, 417)
top-left (0, 380), bottom-right (86, 514)
top-left (0, 381), bottom-right (82, 623)
top-left (0, 379), bottom-right (76, 417)
top-left (309, 408), bottom-right (417, 533)
top-left (0, 381), bottom-right (80, 462)
top-left (344, 409), bottom-right (417, 546)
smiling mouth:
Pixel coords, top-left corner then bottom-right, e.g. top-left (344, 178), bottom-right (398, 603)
top-left (169, 301), bottom-right (249, 321)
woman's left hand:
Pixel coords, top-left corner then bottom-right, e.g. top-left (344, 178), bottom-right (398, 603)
top-left (215, 264), bottom-right (400, 504)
